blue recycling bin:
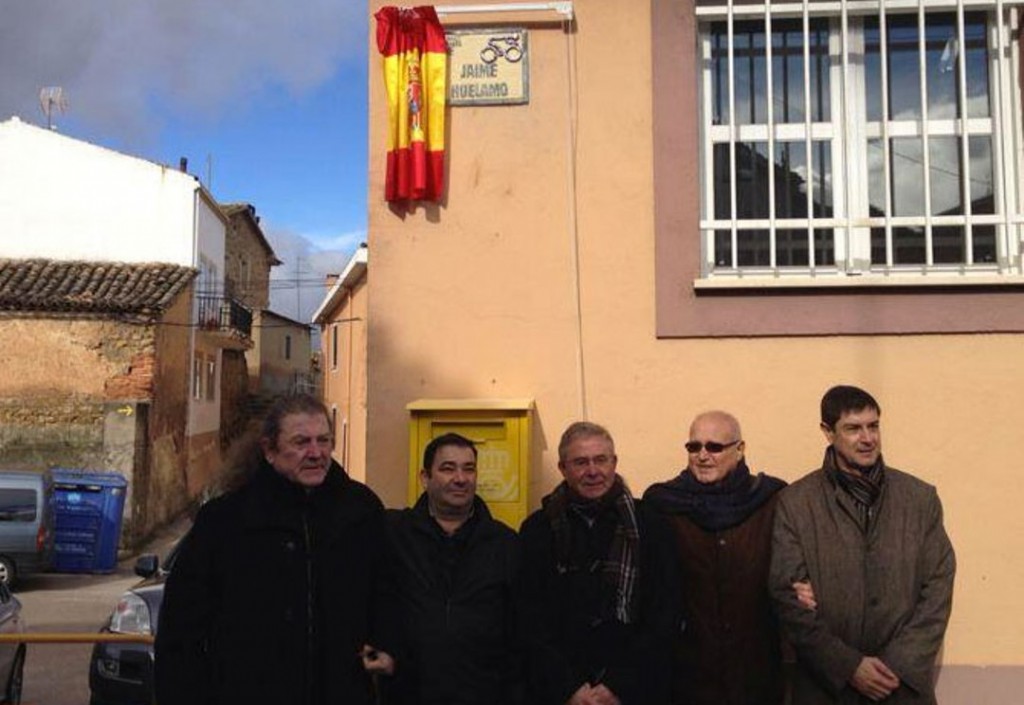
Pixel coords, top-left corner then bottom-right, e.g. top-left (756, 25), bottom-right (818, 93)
top-left (49, 470), bottom-right (128, 573)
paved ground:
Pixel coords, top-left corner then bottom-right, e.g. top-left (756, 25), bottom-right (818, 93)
top-left (14, 514), bottom-right (191, 705)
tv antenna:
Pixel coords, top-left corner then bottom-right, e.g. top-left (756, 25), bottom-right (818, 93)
top-left (39, 87), bottom-right (69, 130)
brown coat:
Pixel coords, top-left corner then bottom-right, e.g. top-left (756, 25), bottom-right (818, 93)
top-left (769, 465), bottom-right (955, 705)
top-left (666, 494), bottom-right (784, 705)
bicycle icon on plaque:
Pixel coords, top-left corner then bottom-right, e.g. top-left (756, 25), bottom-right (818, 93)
top-left (479, 33), bottom-right (524, 64)
top-left (446, 28), bottom-right (530, 106)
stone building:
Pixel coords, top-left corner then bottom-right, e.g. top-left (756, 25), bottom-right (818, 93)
top-left (0, 116), bottom-right (259, 507)
top-left (219, 203), bottom-right (282, 440)
top-left (0, 258), bottom-right (196, 546)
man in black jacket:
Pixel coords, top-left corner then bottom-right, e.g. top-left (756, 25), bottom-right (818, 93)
top-left (387, 432), bottom-right (520, 705)
top-left (155, 394), bottom-right (399, 705)
top-left (518, 421), bottom-right (678, 705)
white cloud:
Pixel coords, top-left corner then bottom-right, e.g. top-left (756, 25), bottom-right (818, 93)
top-left (262, 224), bottom-right (360, 322)
top-left (0, 0), bottom-right (364, 140)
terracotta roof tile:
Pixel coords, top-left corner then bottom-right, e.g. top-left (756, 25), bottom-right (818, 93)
top-left (0, 258), bottom-right (196, 316)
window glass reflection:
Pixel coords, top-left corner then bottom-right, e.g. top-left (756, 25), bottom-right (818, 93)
top-left (738, 230), bottom-right (771, 266)
top-left (869, 138), bottom-right (927, 217)
top-left (712, 19), bottom-right (829, 125)
top-left (867, 16), bottom-right (922, 120)
top-left (735, 27), bottom-right (768, 124)
top-left (973, 226), bottom-right (997, 263)
top-left (713, 144), bottom-right (731, 221)
top-left (714, 229), bottom-right (733, 267)
top-left (892, 138), bottom-right (925, 216)
top-left (866, 12), bottom-right (989, 121)
top-left (929, 136), bottom-right (961, 216)
top-left (933, 225), bottom-right (965, 263)
top-left (736, 142), bottom-right (771, 219)
top-left (872, 225), bottom-right (929, 264)
top-left (969, 136), bottom-right (994, 215)
top-left (771, 20), bottom-right (830, 123)
top-left (773, 141), bottom-right (833, 218)
top-left (927, 13), bottom-right (990, 119)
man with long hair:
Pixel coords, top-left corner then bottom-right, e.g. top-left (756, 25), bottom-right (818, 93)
top-left (155, 394), bottom-right (399, 705)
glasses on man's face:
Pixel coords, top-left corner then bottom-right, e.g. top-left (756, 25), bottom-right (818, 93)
top-left (685, 440), bottom-right (741, 454)
top-left (566, 454), bottom-right (614, 471)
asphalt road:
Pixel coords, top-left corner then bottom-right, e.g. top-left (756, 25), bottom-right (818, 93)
top-left (13, 515), bottom-right (189, 705)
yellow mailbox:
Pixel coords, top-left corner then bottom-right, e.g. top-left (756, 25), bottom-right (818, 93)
top-left (407, 398), bottom-right (533, 530)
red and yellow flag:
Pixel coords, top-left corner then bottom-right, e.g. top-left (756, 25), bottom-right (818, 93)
top-left (375, 6), bottom-right (447, 203)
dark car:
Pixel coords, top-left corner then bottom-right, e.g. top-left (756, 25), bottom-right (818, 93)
top-left (88, 550), bottom-right (174, 705)
top-left (0, 580), bottom-right (26, 704)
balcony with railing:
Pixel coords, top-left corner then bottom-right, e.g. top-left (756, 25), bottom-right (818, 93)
top-left (196, 295), bottom-right (253, 344)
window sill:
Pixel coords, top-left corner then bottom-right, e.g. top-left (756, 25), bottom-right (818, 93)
top-left (693, 272), bottom-right (1024, 291)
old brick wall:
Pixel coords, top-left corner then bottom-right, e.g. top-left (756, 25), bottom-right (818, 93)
top-left (0, 317), bottom-right (147, 470)
top-left (0, 298), bottom-right (195, 548)
top-left (128, 291), bottom-right (193, 545)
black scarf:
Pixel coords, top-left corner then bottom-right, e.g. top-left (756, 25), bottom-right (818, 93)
top-left (824, 447), bottom-right (885, 531)
top-left (642, 459), bottom-right (786, 532)
top-left (542, 476), bottom-right (640, 624)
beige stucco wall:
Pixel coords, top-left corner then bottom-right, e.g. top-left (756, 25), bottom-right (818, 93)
top-left (365, 0), bottom-right (1024, 687)
top-left (321, 272), bottom-right (369, 482)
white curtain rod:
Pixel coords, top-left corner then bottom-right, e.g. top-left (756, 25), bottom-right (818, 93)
top-left (434, 2), bottom-right (574, 19)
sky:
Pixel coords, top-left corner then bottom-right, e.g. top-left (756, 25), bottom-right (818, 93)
top-left (0, 0), bottom-right (372, 321)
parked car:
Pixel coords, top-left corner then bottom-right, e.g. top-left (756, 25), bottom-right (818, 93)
top-left (0, 580), bottom-right (27, 704)
top-left (88, 549), bottom-right (174, 705)
top-left (0, 470), bottom-right (55, 587)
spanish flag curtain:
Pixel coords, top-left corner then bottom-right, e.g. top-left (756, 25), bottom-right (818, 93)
top-left (375, 6), bottom-right (447, 203)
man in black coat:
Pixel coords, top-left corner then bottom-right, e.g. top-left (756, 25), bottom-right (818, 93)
top-left (387, 432), bottom-right (521, 705)
top-left (154, 394), bottom-right (400, 705)
top-left (518, 421), bottom-right (678, 705)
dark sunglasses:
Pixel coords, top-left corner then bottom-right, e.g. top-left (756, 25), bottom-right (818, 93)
top-left (685, 439), bottom-right (741, 454)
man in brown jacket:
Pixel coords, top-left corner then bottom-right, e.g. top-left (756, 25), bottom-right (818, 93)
top-left (644, 411), bottom-right (787, 705)
top-left (770, 385), bottom-right (956, 705)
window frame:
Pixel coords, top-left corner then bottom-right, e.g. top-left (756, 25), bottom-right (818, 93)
top-left (205, 355), bottom-right (216, 402)
top-left (695, 0), bottom-right (1023, 282)
top-left (651, 0), bottom-right (1024, 338)
top-left (192, 352), bottom-right (204, 401)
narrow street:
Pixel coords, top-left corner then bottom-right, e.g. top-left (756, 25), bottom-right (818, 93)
top-left (14, 515), bottom-right (188, 705)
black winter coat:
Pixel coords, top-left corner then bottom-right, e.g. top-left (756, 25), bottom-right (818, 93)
top-left (154, 461), bottom-right (400, 705)
top-left (517, 497), bottom-right (680, 705)
top-left (386, 495), bottom-right (521, 705)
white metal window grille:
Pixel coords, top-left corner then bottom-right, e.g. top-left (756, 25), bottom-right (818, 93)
top-left (697, 0), bottom-right (1024, 281)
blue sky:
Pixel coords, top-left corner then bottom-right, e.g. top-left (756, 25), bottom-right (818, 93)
top-left (0, 0), bottom-right (371, 320)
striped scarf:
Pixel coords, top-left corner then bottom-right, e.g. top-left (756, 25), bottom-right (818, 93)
top-left (824, 447), bottom-right (885, 532)
top-left (542, 476), bottom-right (640, 624)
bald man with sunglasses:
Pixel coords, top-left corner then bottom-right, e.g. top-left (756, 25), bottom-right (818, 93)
top-left (644, 411), bottom-right (788, 705)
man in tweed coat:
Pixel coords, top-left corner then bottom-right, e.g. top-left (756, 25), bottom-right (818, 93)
top-left (770, 385), bottom-right (955, 704)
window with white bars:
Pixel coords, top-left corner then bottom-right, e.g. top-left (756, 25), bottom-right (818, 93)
top-left (698, 0), bottom-right (1024, 280)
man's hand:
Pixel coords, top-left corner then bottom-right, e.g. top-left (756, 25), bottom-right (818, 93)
top-left (567, 683), bottom-right (620, 705)
top-left (849, 656), bottom-right (900, 701)
top-left (793, 580), bottom-right (818, 611)
top-left (567, 684), bottom-right (595, 705)
top-left (590, 683), bottom-right (621, 705)
top-left (360, 644), bottom-right (395, 676)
